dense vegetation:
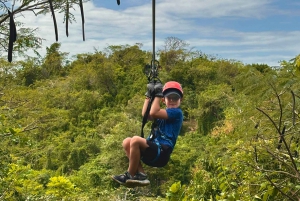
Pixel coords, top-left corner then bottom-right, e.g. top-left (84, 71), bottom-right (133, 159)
top-left (1, 39), bottom-right (300, 201)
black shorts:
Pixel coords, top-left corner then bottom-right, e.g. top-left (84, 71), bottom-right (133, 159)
top-left (141, 140), bottom-right (172, 167)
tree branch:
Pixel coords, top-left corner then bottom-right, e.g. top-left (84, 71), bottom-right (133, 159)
top-left (265, 148), bottom-right (299, 177)
top-left (0, 1), bottom-right (49, 25)
top-left (256, 107), bottom-right (280, 134)
top-left (269, 83), bottom-right (284, 131)
top-left (265, 174), bottom-right (297, 201)
top-left (291, 90), bottom-right (296, 126)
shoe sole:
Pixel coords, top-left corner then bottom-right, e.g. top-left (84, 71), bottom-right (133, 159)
top-left (125, 179), bottom-right (150, 188)
top-left (111, 176), bottom-right (150, 188)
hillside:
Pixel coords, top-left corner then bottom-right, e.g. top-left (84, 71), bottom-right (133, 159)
top-left (1, 42), bottom-right (300, 201)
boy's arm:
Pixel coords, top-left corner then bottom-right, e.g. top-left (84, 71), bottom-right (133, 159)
top-left (142, 82), bottom-right (167, 120)
top-left (142, 81), bottom-right (156, 120)
top-left (149, 97), bottom-right (168, 119)
top-left (142, 97), bottom-right (154, 120)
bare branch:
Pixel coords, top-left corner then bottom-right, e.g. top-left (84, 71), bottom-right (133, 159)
top-left (279, 130), bottom-right (299, 174)
top-left (0, 1), bottom-right (49, 25)
top-left (256, 107), bottom-right (280, 134)
top-left (265, 148), bottom-right (299, 176)
top-left (12, 0), bottom-right (15, 10)
top-left (0, 121), bottom-right (39, 137)
top-left (22, 121), bottom-right (39, 132)
top-left (0, 31), bottom-right (9, 36)
top-left (291, 90), bottom-right (296, 126)
top-left (257, 87), bottom-right (300, 179)
top-left (0, 132), bottom-right (13, 137)
top-left (269, 83), bottom-right (284, 131)
top-left (265, 174), bottom-right (297, 201)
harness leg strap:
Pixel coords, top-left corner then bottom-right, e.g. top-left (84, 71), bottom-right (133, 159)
top-left (150, 141), bottom-right (161, 163)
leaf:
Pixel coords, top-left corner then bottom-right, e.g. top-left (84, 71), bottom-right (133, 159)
top-left (9, 127), bottom-right (16, 134)
top-left (259, 182), bottom-right (268, 191)
top-left (169, 181), bottom-right (181, 193)
top-left (219, 182), bottom-right (228, 191)
top-left (230, 182), bottom-right (237, 187)
top-left (254, 195), bottom-right (262, 201)
top-left (262, 192), bottom-right (269, 201)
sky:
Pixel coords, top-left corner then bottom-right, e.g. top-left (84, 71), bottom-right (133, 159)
top-left (17, 0), bottom-right (300, 67)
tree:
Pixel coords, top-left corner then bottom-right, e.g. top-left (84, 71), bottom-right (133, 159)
top-left (41, 42), bottom-right (69, 78)
top-left (0, 57), bottom-right (16, 86)
top-left (0, 23), bottom-right (43, 59)
top-left (0, 0), bottom-right (88, 62)
top-left (16, 57), bottom-right (42, 86)
top-left (158, 37), bottom-right (190, 71)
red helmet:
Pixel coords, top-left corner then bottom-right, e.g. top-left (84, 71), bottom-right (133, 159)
top-left (163, 81), bottom-right (183, 97)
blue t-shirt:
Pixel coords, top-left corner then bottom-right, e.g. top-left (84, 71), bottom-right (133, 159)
top-left (155, 108), bottom-right (183, 150)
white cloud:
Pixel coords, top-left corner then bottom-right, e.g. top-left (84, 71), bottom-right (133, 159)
top-left (14, 0), bottom-right (300, 66)
top-left (158, 0), bottom-right (274, 18)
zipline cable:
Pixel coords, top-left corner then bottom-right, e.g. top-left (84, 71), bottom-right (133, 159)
top-left (152, 0), bottom-right (155, 67)
top-left (141, 0), bottom-right (158, 138)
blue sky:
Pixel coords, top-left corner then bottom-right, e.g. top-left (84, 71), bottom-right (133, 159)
top-left (19, 0), bottom-right (300, 66)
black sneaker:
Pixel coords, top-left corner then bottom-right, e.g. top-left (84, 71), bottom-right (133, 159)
top-left (126, 172), bottom-right (150, 187)
top-left (132, 172), bottom-right (148, 180)
top-left (112, 171), bottom-right (132, 185)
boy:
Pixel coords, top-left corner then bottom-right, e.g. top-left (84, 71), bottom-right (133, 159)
top-left (112, 81), bottom-right (183, 187)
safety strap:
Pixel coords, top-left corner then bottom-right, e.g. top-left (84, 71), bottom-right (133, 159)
top-left (141, 139), bottom-right (161, 165)
top-left (152, 119), bottom-right (175, 149)
top-left (151, 140), bottom-right (161, 163)
top-left (141, 90), bottom-right (155, 138)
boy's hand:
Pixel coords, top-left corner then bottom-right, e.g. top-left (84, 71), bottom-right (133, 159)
top-left (145, 81), bottom-right (155, 98)
top-left (154, 81), bottom-right (163, 97)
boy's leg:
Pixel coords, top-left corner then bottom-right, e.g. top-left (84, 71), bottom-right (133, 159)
top-left (112, 136), bottom-right (150, 187)
top-left (122, 137), bottom-right (131, 158)
top-left (122, 137), bottom-right (145, 173)
top-left (127, 136), bottom-right (149, 177)
top-left (122, 137), bottom-right (145, 174)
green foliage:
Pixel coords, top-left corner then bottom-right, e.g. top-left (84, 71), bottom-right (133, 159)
top-left (1, 41), bottom-right (300, 200)
top-left (1, 162), bottom-right (46, 200)
top-left (0, 23), bottom-right (43, 60)
top-left (166, 181), bottom-right (186, 201)
top-left (16, 58), bottom-right (42, 86)
top-left (0, 57), bottom-right (16, 86)
top-left (46, 176), bottom-right (78, 199)
top-left (41, 43), bottom-right (69, 78)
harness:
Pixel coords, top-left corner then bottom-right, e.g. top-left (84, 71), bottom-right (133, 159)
top-left (144, 138), bottom-right (162, 165)
top-left (142, 120), bottom-right (174, 165)
top-left (141, 120), bottom-right (161, 165)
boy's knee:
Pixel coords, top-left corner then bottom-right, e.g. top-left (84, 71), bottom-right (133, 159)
top-left (130, 136), bottom-right (145, 147)
top-left (122, 137), bottom-right (131, 148)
